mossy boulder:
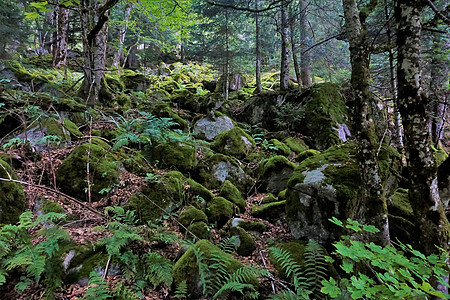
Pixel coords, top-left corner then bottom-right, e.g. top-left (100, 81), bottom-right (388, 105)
top-left (206, 197), bottom-right (236, 228)
top-left (219, 180), bottom-right (246, 211)
top-left (151, 142), bottom-right (197, 171)
top-left (269, 240), bottom-right (307, 278)
top-left (388, 188), bottom-right (415, 243)
top-left (251, 200), bottom-right (286, 223)
top-left (56, 143), bottom-right (120, 201)
top-left (105, 74), bottom-right (125, 92)
top-left (173, 240), bottom-right (243, 298)
top-left (197, 153), bottom-right (253, 191)
top-left (0, 159), bottom-right (26, 224)
top-left (0, 60), bottom-right (49, 91)
top-left (194, 115), bottom-right (234, 140)
top-left (262, 193), bottom-right (278, 204)
top-left (258, 156), bottom-right (296, 195)
top-left (278, 189), bottom-right (287, 201)
top-left (237, 221), bottom-right (267, 233)
top-left (285, 143), bottom-right (360, 243)
top-left (126, 171), bottom-right (213, 223)
top-left (284, 137), bottom-right (308, 154)
top-left (152, 102), bottom-right (189, 130)
top-left (230, 226), bottom-right (256, 256)
top-left (179, 206), bottom-right (208, 228)
top-left (296, 149), bottom-right (321, 163)
top-left (120, 69), bottom-right (150, 91)
top-left (269, 139), bottom-right (291, 156)
top-left (212, 127), bottom-right (255, 159)
top-left (187, 221), bottom-right (210, 240)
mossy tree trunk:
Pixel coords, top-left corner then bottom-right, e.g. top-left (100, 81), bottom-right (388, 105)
top-left (395, 0), bottom-right (449, 255)
top-left (52, 3), bottom-right (70, 68)
top-left (78, 0), bottom-right (119, 105)
top-left (299, 0), bottom-right (312, 88)
top-left (342, 0), bottom-right (390, 245)
top-left (280, 0), bottom-right (290, 91)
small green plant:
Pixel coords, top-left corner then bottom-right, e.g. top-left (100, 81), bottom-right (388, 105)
top-left (321, 218), bottom-right (450, 299)
top-left (252, 133), bottom-right (278, 151)
top-left (84, 270), bottom-right (111, 300)
top-left (145, 172), bottom-right (161, 183)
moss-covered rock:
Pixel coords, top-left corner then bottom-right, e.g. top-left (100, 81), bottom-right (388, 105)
top-left (120, 69), bottom-right (150, 91)
top-left (230, 226), bottom-right (256, 256)
top-left (284, 137), bottom-right (308, 154)
top-left (269, 139), bottom-right (291, 156)
top-left (41, 199), bottom-right (65, 214)
top-left (197, 153), bottom-right (253, 191)
top-left (63, 118), bottom-right (83, 138)
top-left (206, 197), bottom-right (236, 228)
top-left (187, 221), bottom-right (210, 240)
top-left (219, 180), bottom-right (246, 211)
top-left (126, 171), bottom-right (213, 223)
top-left (56, 143), bottom-right (119, 201)
top-left (237, 221), bottom-right (267, 233)
top-left (194, 115), bottom-right (234, 141)
top-left (285, 143), bottom-right (359, 243)
top-left (269, 241), bottom-right (307, 278)
top-left (212, 127), bottom-right (255, 159)
top-left (261, 193), bottom-right (277, 203)
top-left (151, 142), bottom-right (197, 171)
top-left (105, 74), bottom-right (125, 92)
top-left (278, 189), bottom-right (287, 201)
top-left (251, 200), bottom-right (286, 223)
top-left (173, 240), bottom-right (243, 298)
top-left (387, 188), bottom-right (415, 243)
top-left (296, 149), bottom-right (321, 163)
top-left (152, 102), bottom-right (189, 130)
top-left (0, 159), bottom-right (26, 224)
top-left (179, 206), bottom-right (208, 227)
top-left (258, 156), bottom-right (296, 195)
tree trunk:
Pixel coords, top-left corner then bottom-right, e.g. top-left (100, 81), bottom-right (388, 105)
top-left (300, 0), bottom-right (312, 87)
top-left (224, 8), bottom-right (230, 100)
top-left (395, 0), bottom-right (449, 255)
top-left (343, 0), bottom-right (390, 245)
top-left (290, 19), bottom-right (301, 87)
top-left (52, 4), bottom-right (70, 68)
top-left (280, 1), bottom-right (290, 91)
top-left (112, 2), bottom-right (132, 69)
top-left (255, 0), bottom-right (262, 93)
top-left (78, 0), bottom-right (119, 105)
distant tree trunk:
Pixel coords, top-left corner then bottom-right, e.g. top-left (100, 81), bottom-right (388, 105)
top-left (78, 0), bottom-right (119, 105)
top-left (52, 4), bottom-right (70, 68)
top-left (280, 1), bottom-right (290, 91)
top-left (343, 0), bottom-right (390, 245)
top-left (300, 0), bottom-right (312, 87)
top-left (124, 42), bottom-right (139, 69)
top-left (112, 2), bottom-right (133, 69)
top-left (224, 8), bottom-right (230, 100)
top-left (255, 0), bottom-right (262, 93)
top-left (290, 18), bottom-right (301, 87)
top-left (395, 0), bottom-right (449, 256)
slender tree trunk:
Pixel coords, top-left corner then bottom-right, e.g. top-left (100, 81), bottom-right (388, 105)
top-left (290, 19), bottom-right (301, 87)
top-left (112, 2), bottom-right (132, 69)
top-left (395, 0), bottom-right (449, 255)
top-left (280, 1), bottom-right (290, 91)
top-left (79, 0), bottom-right (119, 105)
top-left (343, 0), bottom-right (390, 245)
top-left (300, 0), bottom-right (312, 87)
top-left (52, 4), bottom-right (70, 68)
top-left (224, 8), bottom-right (230, 100)
top-left (255, 0), bottom-right (262, 93)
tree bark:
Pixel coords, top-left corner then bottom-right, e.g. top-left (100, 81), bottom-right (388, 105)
top-left (52, 3), bottom-right (70, 68)
top-left (395, 0), bottom-right (449, 255)
top-left (112, 2), bottom-right (133, 69)
top-left (280, 1), bottom-right (290, 91)
top-left (343, 0), bottom-right (390, 245)
top-left (290, 18), bottom-right (301, 87)
top-left (255, 0), bottom-right (262, 93)
top-left (299, 0), bottom-right (312, 87)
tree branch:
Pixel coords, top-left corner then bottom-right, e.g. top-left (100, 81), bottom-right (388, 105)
top-left (206, 0), bottom-right (292, 13)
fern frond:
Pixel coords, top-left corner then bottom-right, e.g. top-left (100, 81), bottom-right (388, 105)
top-left (304, 239), bottom-right (328, 294)
top-left (192, 245), bottom-right (211, 295)
top-left (174, 280), bottom-right (188, 299)
top-left (144, 251), bottom-right (174, 288)
top-left (112, 282), bottom-right (140, 300)
top-left (267, 291), bottom-right (303, 300)
top-left (84, 270), bottom-right (110, 300)
top-left (218, 236), bottom-right (239, 254)
top-left (213, 282), bottom-right (257, 299)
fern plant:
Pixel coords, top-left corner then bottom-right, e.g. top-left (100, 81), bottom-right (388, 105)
top-left (84, 270), bottom-right (110, 300)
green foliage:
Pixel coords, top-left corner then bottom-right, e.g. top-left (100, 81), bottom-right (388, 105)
top-left (174, 280), bottom-right (188, 299)
top-left (144, 251), bottom-right (174, 288)
top-left (321, 218), bottom-right (450, 299)
top-left (84, 270), bottom-right (110, 300)
top-left (274, 103), bottom-right (305, 132)
top-left (0, 211), bottom-right (69, 294)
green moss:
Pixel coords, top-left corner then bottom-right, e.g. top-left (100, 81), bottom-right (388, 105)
top-left (262, 193), bottom-right (277, 204)
top-left (212, 127), bottom-right (255, 158)
top-left (230, 226), bottom-right (256, 256)
top-left (389, 188), bottom-right (413, 218)
top-left (258, 156), bottom-right (296, 194)
top-left (55, 143), bottom-right (119, 201)
top-left (115, 94), bottom-right (131, 111)
top-left (120, 70), bottom-right (149, 91)
top-left (41, 199), bottom-right (64, 214)
top-left (173, 240), bottom-right (243, 297)
top-left (284, 137), bottom-right (308, 154)
top-left (41, 117), bottom-right (71, 143)
top-left (219, 180), bottom-right (246, 212)
top-left (120, 150), bottom-right (150, 176)
top-left (237, 221), bottom-right (267, 233)
top-left (63, 118), bottom-right (83, 138)
top-left (259, 156), bottom-right (296, 174)
top-left (206, 197), bottom-right (236, 228)
top-left (179, 206), bottom-right (208, 227)
top-left (152, 102), bottom-right (189, 130)
top-left (105, 74), bottom-right (125, 92)
top-left (90, 137), bottom-right (111, 150)
top-left (0, 159), bottom-right (26, 224)
top-left (388, 214), bottom-right (415, 243)
top-left (64, 244), bottom-right (109, 284)
top-left (6, 60), bottom-right (35, 81)
top-left (152, 142), bottom-right (197, 171)
top-left (269, 139), bottom-right (291, 156)
top-left (432, 144), bottom-right (448, 166)
top-left (278, 189), bottom-right (287, 200)
top-left (251, 200), bottom-right (286, 222)
top-left (378, 144), bottom-right (402, 185)
top-left (26, 54), bottom-right (53, 68)
top-left (269, 241), bottom-right (307, 278)
top-left (296, 149), bottom-right (321, 163)
top-left (187, 222), bottom-right (210, 240)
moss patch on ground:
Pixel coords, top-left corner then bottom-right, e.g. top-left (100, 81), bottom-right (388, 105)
top-left (212, 127), bottom-right (255, 158)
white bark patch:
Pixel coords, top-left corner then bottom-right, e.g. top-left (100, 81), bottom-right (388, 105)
top-left (430, 177), bottom-right (440, 211)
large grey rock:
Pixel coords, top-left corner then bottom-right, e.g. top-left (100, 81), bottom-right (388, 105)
top-left (194, 116), bottom-right (234, 140)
